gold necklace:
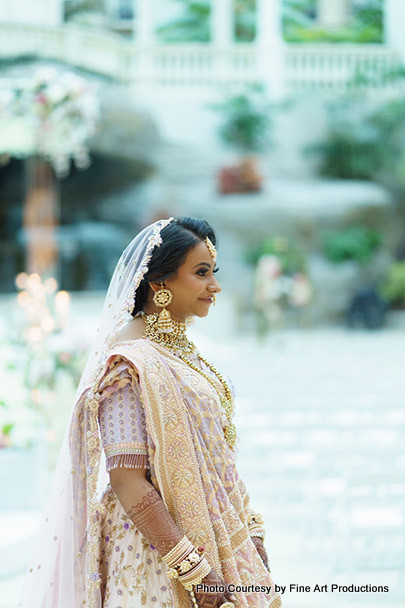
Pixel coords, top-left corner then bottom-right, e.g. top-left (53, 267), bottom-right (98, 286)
top-left (140, 311), bottom-right (237, 450)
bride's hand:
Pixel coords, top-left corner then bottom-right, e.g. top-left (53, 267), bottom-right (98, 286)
top-left (193, 568), bottom-right (236, 607)
top-left (251, 537), bottom-right (269, 571)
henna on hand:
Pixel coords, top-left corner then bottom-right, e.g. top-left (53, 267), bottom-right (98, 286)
top-left (194, 568), bottom-right (236, 608)
top-left (118, 478), bottom-right (183, 556)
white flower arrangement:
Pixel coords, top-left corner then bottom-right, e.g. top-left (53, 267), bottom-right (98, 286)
top-left (0, 273), bottom-right (90, 449)
top-left (0, 66), bottom-right (99, 177)
top-left (253, 251), bottom-right (313, 330)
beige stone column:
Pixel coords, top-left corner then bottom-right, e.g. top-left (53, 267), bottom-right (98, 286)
top-left (256, 0), bottom-right (284, 100)
top-left (211, 0), bottom-right (234, 45)
top-left (384, 0), bottom-right (405, 59)
top-left (133, 0), bottom-right (156, 94)
top-left (210, 0), bottom-right (234, 87)
top-left (134, 0), bottom-right (155, 44)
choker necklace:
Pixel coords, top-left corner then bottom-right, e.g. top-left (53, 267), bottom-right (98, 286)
top-left (139, 311), bottom-right (237, 450)
top-left (140, 311), bottom-right (195, 356)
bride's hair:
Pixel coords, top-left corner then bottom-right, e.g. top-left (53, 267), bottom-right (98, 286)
top-left (131, 216), bottom-right (217, 316)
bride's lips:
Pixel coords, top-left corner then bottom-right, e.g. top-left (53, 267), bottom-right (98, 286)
top-left (199, 297), bottom-right (213, 303)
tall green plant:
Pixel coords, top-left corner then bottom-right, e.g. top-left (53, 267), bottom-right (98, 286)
top-left (210, 84), bottom-right (273, 153)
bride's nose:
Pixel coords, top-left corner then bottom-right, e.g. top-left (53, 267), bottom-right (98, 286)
top-left (210, 276), bottom-right (222, 292)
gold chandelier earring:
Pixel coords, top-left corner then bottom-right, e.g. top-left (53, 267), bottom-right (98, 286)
top-left (153, 282), bottom-right (174, 333)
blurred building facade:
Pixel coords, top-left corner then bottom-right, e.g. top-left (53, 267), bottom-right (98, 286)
top-left (0, 1), bottom-right (402, 321)
top-left (0, 1), bottom-right (404, 101)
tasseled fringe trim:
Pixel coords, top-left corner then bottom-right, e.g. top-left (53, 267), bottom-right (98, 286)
top-left (106, 453), bottom-right (149, 471)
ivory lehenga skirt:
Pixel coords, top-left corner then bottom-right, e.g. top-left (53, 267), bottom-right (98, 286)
top-left (98, 485), bottom-right (174, 608)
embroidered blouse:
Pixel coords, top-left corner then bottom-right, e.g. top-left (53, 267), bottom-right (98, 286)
top-left (97, 350), bottom-right (235, 473)
top-left (97, 359), bottom-right (150, 472)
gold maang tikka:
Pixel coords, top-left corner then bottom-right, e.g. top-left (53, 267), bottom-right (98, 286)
top-left (205, 236), bottom-right (217, 263)
top-left (205, 237), bottom-right (217, 307)
top-left (153, 282), bottom-right (174, 333)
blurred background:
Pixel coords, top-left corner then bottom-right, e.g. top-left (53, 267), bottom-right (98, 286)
top-left (0, 1), bottom-right (405, 607)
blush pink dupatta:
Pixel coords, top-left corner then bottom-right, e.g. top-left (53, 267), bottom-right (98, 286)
top-left (89, 339), bottom-right (283, 608)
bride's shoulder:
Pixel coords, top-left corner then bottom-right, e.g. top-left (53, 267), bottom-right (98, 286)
top-left (112, 315), bottom-right (145, 346)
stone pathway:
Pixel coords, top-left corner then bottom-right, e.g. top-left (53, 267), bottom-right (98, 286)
top-left (1, 294), bottom-right (404, 607)
top-left (197, 307), bottom-right (405, 607)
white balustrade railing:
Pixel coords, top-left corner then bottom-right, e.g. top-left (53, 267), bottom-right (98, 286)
top-left (285, 43), bottom-right (403, 93)
top-left (0, 22), bottom-right (402, 96)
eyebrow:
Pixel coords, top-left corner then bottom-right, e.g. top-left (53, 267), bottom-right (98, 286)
top-left (192, 262), bottom-right (212, 269)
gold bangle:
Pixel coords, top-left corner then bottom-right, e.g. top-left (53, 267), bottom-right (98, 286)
top-left (162, 536), bottom-right (193, 568)
top-left (220, 603), bottom-right (235, 608)
top-left (250, 530), bottom-right (265, 540)
top-left (167, 546), bottom-right (205, 579)
top-left (177, 547), bottom-right (204, 574)
top-left (179, 557), bottom-right (211, 588)
top-left (184, 560), bottom-right (214, 608)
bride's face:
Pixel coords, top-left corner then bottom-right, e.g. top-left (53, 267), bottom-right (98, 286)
top-left (152, 240), bottom-right (222, 322)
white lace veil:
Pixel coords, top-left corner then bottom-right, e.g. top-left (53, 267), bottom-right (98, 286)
top-left (19, 217), bottom-right (175, 608)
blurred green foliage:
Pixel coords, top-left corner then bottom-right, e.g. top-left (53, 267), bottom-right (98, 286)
top-left (157, 1), bottom-right (210, 42)
top-left (157, 0), bottom-right (259, 43)
top-left (307, 94), bottom-right (405, 185)
top-left (0, 399), bottom-right (14, 444)
top-left (283, 0), bottom-right (317, 41)
top-left (380, 262), bottom-right (405, 306)
top-left (156, 0), bottom-right (258, 43)
top-left (157, 0), bottom-right (308, 42)
top-left (322, 226), bottom-right (382, 265)
top-left (64, 0), bottom-right (104, 20)
top-left (234, 0), bottom-right (257, 42)
top-left (210, 84), bottom-right (273, 153)
top-left (285, 0), bottom-right (383, 43)
top-left (246, 235), bottom-right (306, 273)
top-left (157, 0), bottom-right (383, 44)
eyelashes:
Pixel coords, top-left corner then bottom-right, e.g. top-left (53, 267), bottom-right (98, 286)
top-left (197, 267), bottom-right (220, 276)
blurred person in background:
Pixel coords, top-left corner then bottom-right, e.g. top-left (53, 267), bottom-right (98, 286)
top-left (19, 216), bottom-right (282, 608)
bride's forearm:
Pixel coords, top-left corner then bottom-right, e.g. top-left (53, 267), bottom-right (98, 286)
top-left (110, 470), bottom-right (234, 608)
top-left (110, 471), bottom-right (183, 556)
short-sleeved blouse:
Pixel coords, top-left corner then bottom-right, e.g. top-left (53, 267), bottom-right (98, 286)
top-left (97, 349), bottom-right (235, 473)
top-left (97, 359), bottom-right (150, 472)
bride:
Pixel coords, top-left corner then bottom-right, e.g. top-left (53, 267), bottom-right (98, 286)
top-left (19, 216), bottom-right (282, 608)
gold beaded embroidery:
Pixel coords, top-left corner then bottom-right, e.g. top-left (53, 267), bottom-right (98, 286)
top-left (141, 312), bottom-right (237, 449)
top-left (85, 391), bottom-right (105, 605)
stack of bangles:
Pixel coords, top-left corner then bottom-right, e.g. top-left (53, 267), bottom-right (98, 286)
top-left (247, 511), bottom-right (266, 541)
top-left (162, 535), bottom-right (213, 608)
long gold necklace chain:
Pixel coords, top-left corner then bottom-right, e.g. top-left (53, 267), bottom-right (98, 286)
top-left (141, 312), bottom-right (237, 450)
top-left (177, 351), bottom-right (237, 450)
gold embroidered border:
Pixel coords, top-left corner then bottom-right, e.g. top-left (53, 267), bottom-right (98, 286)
top-left (104, 442), bottom-right (149, 458)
